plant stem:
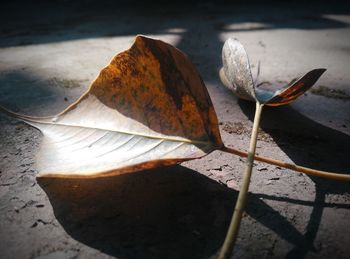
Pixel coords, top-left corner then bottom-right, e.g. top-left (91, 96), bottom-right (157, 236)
top-left (221, 146), bottom-right (350, 181)
top-left (219, 102), bottom-right (264, 259)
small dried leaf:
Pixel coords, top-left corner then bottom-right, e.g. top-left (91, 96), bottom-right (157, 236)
top-left (6, 36), bottom-right (223, 178)
top-left (264, 69), bottom-right (326, 106)
top-left (220, 38), bottom-right (256, 102)
top-left (220, 38), bottom-right (326, 106)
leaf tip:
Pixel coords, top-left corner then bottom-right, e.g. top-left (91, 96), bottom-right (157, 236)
top-left (312, 68), bottom-right (327, 77)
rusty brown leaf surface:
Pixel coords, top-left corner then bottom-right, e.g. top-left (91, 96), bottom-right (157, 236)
top-left (265, 69), bottom-right (326, 106)
top-left (5, 35), bottom-right (223, 178)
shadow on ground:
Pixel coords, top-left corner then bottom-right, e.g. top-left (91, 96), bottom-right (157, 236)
top-left (1, 0), bottom-right (349, 48)
top-left (0, 71), bottom-right (60, 113)
top-left (239, 100), bottom-right (350, 259)
top-left (38, 166), bottom-right (233, 259)
top-left (38, 164), bottom-right (350, 259)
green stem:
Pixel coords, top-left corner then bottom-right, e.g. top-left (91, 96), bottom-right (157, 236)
top-left (219, 102), bottom-right (264, 259)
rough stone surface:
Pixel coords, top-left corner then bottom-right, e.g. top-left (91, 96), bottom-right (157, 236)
top-left (1, 1), bottom-right (350, 259)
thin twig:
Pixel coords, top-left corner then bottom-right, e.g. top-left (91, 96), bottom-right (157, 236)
top-left (221, 146), bottom-right (350, 181)
top-left (219, 102), bottom-right (264, 259)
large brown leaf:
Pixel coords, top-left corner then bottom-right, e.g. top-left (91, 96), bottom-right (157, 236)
top-left (4, 35), bottom-right (223, 178)
top-left (3, 35), bottom-right (348, 181)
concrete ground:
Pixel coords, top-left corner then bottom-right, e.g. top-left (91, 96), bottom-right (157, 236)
top-left (0, 1), bottom-right (350, 258)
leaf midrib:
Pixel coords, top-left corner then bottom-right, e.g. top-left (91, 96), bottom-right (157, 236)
top-left (24, 117), bottom-right (213, 146)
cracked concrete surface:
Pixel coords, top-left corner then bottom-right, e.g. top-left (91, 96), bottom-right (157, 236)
top-left (1, 1), bottom-right (350, 258)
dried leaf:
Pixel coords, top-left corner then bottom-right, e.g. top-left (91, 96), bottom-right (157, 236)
top-left (3, 36), bottom-right (347, 182)
top-left (220, 38), bottom-right (326, 106)
top-left (5, 35), bottom-right (223, 178)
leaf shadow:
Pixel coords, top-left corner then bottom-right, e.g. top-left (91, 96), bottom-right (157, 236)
top-left (38, 166), bottom-right (232, 259)
top-left (38, 165), bottom-right (328, 259)
top-left (238, 99), bottom-right (350, 259)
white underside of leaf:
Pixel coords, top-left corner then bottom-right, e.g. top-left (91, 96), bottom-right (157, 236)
top-left (35, 124), bottom-right (210, 176)
top-left (26, 95), bottom-right (213, 177)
